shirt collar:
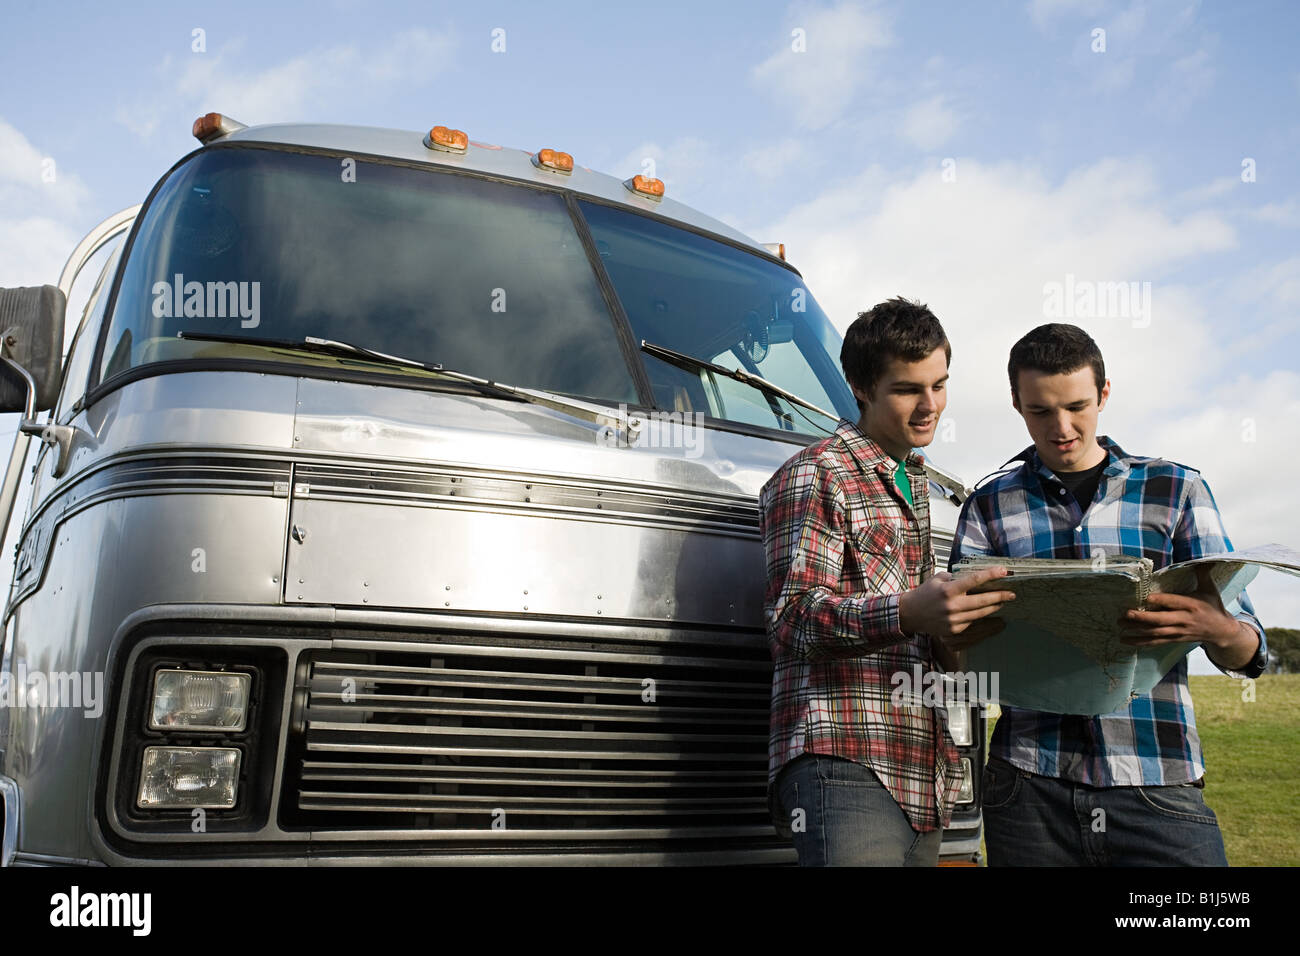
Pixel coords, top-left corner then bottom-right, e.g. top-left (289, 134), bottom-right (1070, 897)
top-left (1006, 435), bottom-right (1133, 485)
top-left (835, 418), bottom-right (925, 476)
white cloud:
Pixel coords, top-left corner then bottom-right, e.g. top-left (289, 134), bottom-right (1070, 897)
top-left (901, 94), bottom-right (960, 150)
top-left (0, 116), bottom-right (91, 220)
top-left (1173, 175), bottom-right (1238, 205)
top-left (1251, 196), bottom-right (1300, 229)
top-left (175, 41), bottom-right (361, 124)
top-left (0, 117), bottom-right (94, 287)
top-left (752, 1), bottom-right (896, 129)
top-left (741, 138), bottom-right (813, 180)
top-left (610, 137), bottom-right (721, 204)
top-left (115, 28), bottom-right (458, 138)
top-left (1146, 369), bottom-right (1300, 630)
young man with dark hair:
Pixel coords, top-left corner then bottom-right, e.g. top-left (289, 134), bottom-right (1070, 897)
top-left (760, 296), bottom-right (1015, 866)
top-left (950, 322), bottom-right (1267, 866)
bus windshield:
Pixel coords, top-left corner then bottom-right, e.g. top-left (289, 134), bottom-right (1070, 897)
top-left (99, 144), bottom-right (856, 436)
top-left (98, 146), bottom-right (640, 403)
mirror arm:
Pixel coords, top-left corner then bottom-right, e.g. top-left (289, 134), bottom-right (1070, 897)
top-left (0, 341), bottom-right (75, 479)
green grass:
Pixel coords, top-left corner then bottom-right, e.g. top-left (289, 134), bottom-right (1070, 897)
top-left (1191, 673), bottom-right (1300, 866)
top-left (978, 674), bottom-right (1300, 866)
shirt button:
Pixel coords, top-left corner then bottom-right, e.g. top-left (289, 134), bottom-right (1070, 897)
top-left (1058, 488), bottom-right (1067, 495)
top-left (1075, 526), bottom-right (1083, 532)
top-left (884, 544), bottom-right (892, 552)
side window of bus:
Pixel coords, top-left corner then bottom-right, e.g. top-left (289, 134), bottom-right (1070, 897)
top-left (56, 247), bottom-right (122, 424)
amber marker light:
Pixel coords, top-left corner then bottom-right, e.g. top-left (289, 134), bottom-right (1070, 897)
top-left (624, 174), bottom-right (666, 201)
top-left (533, 148), bottom-right (574, 174)
top-left (763, 242), bottom-right (786, 261)
top-left (192, 112), bottom-right (246, 143)
top-left (424, 125), bottom-right (469, 154)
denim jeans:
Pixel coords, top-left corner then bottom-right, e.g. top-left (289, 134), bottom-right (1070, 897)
top-left (776, 753), bottom-right (942, 866)
top-left (981, 756), bottom-right (1229, 866)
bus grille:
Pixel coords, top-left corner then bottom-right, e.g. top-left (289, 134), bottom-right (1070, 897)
top-left (284, 640), bottom-right (785, 853)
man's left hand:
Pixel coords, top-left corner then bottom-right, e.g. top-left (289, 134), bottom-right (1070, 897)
top-left (1119, 567), bottom-right (1258, 666)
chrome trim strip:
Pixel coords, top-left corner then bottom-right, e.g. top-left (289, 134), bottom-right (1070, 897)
top-left (0, 775), bottom-right (18, 867)
top-left (11, 852), bottom-right (108, 866)
top-left (57, 206), bottom-right (141, 301)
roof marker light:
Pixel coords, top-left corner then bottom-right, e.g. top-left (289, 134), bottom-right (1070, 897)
top-left (763, 242), bottom-right (786, 261)
top-left (624, 174), bottom-right (665, 201)
top-left (192, 113), bottom-right (247, 144)
top-left (424, 126), bottom-right (469, 154)
top-left (532, 148), bottom-right (574, 175)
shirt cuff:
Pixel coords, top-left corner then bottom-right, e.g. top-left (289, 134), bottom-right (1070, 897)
top-left (1212, 621), bottom-right (1266, 680)
top-left (869, 591), bottom-right (907, 647)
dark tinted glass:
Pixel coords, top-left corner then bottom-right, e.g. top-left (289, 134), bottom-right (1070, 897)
top-left (579, 200), bottom-right (856, 434)
top-left (100, 147), bottom-right (638, 403)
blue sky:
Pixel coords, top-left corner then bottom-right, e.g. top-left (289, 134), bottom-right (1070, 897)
top-left (2, 0), bottom-right (1298, 664)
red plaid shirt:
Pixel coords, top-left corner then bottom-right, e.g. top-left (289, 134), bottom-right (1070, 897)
top-left (759, 419), bottom-right (962, 832)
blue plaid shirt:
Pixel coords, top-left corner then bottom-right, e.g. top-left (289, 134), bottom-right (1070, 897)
top-left (949, 436), bottom-right (1266, 787)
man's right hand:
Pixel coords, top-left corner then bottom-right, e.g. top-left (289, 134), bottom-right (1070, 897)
top-left (898, 566), bottom-right (1016, 642)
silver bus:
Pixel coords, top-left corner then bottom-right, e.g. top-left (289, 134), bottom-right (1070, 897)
top-left (0, 116), bottom-right (982, 865)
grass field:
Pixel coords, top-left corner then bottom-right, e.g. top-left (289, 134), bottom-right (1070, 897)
top-left (980, 674), bottom-right (1299, 866)
top-left (1191, 673), bottom-right (1300, 866)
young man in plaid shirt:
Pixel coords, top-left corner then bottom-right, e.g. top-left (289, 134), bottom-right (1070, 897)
top-left (950, 323), bottom-right (1267, 866)
top-left (759, 297), bottom-right (1016, 866)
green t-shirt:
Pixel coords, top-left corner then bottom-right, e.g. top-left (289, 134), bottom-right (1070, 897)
top-left (892, 456), bottom-right (913, 508)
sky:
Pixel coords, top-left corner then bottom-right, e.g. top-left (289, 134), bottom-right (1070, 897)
top-left (1, 0), bottom-right (1297, 673)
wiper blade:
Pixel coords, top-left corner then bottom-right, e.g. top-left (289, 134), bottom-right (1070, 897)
top-left (176, 331), bottom-right (639, 436)
top-left (178, 330), bottom-right (505, 396)
top-left (640, 339), bottom-right (839, 422)
top-left (919, 458), bottom-right (972, 506)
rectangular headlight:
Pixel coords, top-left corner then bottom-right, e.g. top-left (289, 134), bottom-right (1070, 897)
top-left (150, 669), bottom-right (250, 731)
top-left (138, 747), bottom-right (240, 809)
top-left (957, 757), bottom-right (974, 804)
top-left (945, 700), bottom-right (972, 747)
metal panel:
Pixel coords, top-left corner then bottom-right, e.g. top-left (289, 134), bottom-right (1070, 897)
top-left (73, 371), bottom-right (297, 479)
top-left (285, 495), bottom-right (763, 626)
top-left (289, 376), bottom-right (795, 498)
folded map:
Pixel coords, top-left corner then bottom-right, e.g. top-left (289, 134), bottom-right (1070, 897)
top-left (951, 544), bottom-right (1300, 715)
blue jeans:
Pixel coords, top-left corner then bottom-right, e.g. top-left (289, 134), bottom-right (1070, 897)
top-left (776, 754), bottom-right (942, 866)
top-left (982, 756), bottom-right (1228, 866)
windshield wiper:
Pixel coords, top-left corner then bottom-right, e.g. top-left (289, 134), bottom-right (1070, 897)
top-left (638, 339), bottom-right (971, 499)
top-left (176, 331), bottom-right (641, 437)
top-left (640, 339), bottom-right (840, 423)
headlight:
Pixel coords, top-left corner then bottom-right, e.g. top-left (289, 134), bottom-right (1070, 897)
top-left (137, 747), bottom-right (241, 808)
top-left (957, 757), bottom-right (974, 804)
top-left (150, 669), bottom-right (250, 731)
top-left (945, 700), bottom-right (972, 746)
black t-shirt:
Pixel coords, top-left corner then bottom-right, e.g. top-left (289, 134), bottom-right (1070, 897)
top-left (1051, 458), bottom-right (1108, 512)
